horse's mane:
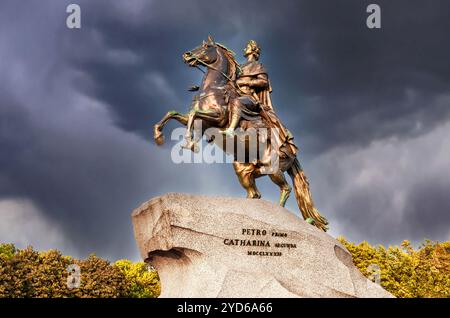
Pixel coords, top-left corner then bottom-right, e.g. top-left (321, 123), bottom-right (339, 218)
top-left (216, 43), bottom-right (241, 81)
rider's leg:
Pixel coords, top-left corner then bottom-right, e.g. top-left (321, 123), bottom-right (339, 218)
top-left (220, 99), bottom-right (242, 137)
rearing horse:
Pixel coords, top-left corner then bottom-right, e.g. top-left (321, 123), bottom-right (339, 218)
top-left (153, 37), bottom-right (329, 231)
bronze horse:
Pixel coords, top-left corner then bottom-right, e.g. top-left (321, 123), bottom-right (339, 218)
top-left (153, 37), bottom-right (329, 231)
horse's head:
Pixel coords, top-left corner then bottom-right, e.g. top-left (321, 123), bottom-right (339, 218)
top-left (183, 35), bottom-right (239, 84)
top-left (183, 35), bottom-right (218, 67)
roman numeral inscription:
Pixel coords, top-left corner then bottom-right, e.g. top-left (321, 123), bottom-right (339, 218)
top-left (223, 228), bottom-right (297, 256)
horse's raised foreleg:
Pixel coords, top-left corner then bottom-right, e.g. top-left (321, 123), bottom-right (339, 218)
top-left (182, 108), bottom-right (224, 152)
top-left (154, 111), bottom-right (188, 145)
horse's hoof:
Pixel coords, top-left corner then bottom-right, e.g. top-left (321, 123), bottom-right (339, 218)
top-left (155, 134), bottom-right (165, 146)
top-left (305, 218), bottom-right (315, 225)
top-left (182, 141), bottom-right (199, 153)
top-left (154, 127), bottom-right (165, 146)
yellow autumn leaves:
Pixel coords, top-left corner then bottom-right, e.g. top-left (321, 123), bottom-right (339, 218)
top-left (1, 239), bottom-right (449, 298)
top-left (339, 238), bottom-right (450, 298)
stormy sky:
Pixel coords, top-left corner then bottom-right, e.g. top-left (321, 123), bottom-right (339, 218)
top-left (1, 0), bottom-right (449, 261)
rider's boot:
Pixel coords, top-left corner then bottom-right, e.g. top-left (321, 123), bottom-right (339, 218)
top-left (220, 109), bottom-right (241, 137)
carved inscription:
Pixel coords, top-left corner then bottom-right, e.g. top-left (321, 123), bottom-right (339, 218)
top-left (223, 228), bottom-right (297, 256)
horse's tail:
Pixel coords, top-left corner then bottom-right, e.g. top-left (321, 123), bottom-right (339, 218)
top-left (287, 158), bottom-right (329, 232)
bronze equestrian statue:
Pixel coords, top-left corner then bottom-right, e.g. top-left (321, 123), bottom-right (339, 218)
top-left (153, 36), bottom-right (329, 231)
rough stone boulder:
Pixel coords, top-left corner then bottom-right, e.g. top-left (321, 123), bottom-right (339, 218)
top-left (132, 193), bottom-right (393, 298)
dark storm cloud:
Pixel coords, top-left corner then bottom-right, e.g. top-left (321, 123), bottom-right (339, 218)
top-left (1, 0), bottom-right (450, 260)
top-left (306, 121), bottom-right (450, 246)
top-left (68, 0), bottom-right (450, 154)
top-left (405, 179), bottom-right (450, 240)
top-left (64, 0), bottom-right (274, 135)
top-left (0, 0), bottom-right (237, 259)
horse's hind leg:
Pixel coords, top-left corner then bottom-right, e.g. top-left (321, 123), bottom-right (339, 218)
top-left (268, 170), bottom-right (292, 207)
top-left (154, 111), bottom-right (188, 145)
top-left (233, 162), bottom-right (261, 199)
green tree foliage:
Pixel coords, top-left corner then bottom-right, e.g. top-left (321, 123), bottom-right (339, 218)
top-left (0, 244), bottom-right (160, 298)
top-left (338, 237), bottom-right (450, 298)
